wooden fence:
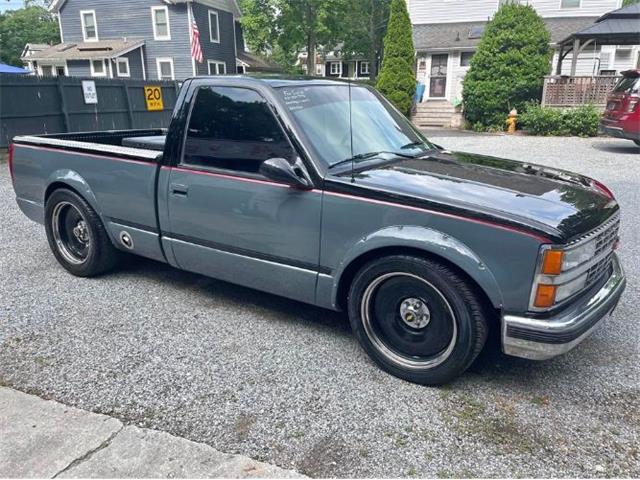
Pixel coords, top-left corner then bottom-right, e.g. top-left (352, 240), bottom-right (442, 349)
top-left (542, 75), bottom-right (620, 108)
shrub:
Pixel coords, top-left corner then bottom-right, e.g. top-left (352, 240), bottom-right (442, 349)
top-left (519, 103), bottom-right (600, 137)
top-left (462, 3), bottom-right (552, 130)
top-left (376, 0), bottom-right (416, 116)
top-left (519, 103), bottom-right (566, 135)
top-left (563, 105), bottom-right (600, 137)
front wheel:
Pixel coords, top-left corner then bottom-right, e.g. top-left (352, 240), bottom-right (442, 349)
top-left (45, 189), bottom-right (120, 277)
top-left (348, 255), bottom-right (488, 385)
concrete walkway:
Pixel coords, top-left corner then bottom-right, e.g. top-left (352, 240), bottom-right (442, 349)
top-left (0, 387), bottom-right (304, 478)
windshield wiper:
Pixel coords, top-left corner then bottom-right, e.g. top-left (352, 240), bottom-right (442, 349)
top-left (400, 141), bottom-right (426, 149)
top-left (329, 150), bottom-right (415, 170)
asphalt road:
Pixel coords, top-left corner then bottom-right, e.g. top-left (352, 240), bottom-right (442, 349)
top-left (1, 135), bottom-right (638, 478)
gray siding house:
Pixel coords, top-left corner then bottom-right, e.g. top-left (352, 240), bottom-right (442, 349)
top-left (23, 0), bottom-right (244, 80)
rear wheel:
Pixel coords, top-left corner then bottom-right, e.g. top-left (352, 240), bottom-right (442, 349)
top-left (348, 255), bottom-right (488, 385)
top-left (45, 189), bottom-right (120, 277)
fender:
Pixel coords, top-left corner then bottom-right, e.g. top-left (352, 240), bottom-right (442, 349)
top-left (45, 169), bottom-right (103, 218)
top-left (327, 225), bottom-right (504, 310)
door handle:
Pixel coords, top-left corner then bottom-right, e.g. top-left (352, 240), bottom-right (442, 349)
top-left (170, 183), bottom-right (189, 196)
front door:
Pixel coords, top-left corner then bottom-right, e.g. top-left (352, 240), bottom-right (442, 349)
top-left (429, 54), bottom-right (448, 98)
top-left (164, 85), bottom-right (322, 304)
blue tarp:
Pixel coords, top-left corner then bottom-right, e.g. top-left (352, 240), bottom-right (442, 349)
top-left (0, 63), bottom-right (31, 74)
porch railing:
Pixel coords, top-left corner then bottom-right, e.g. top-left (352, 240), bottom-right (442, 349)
top-left (542, 75), bottom-right (620, 108)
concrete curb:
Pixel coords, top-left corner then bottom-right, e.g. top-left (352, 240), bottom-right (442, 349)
top-left (0, 387), bottom-right (305, 478)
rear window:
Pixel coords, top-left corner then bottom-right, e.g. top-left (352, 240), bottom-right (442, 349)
top-left (613, 75), bottom-right (640, 94)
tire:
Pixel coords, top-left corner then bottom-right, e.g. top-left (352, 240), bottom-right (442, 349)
top-left (348, 255), bottom-right (488, 385)
top-left (45, 189), bottom-right (120, 277)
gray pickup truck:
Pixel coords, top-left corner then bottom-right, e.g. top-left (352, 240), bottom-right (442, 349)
top-left (9, 75), bottom-right (626, 385)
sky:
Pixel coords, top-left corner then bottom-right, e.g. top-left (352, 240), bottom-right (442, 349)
top-left (0, 0), bottom-right (27, 13)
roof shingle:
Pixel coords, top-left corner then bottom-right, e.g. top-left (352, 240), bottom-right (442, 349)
top-left (412, 17), bottom-right (599, 51)
top-left (22, 39), bottom-right (145, 62)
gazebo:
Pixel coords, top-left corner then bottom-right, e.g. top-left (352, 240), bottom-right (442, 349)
top-left (543, 3), bottom-right (640, 108)
top-left (555, 3), bottom-right (640, 76)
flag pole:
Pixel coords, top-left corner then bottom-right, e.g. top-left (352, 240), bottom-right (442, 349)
top-left (188, 1), bottom-right (197, 76)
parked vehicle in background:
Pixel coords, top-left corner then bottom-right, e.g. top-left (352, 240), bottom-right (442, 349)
top-left (9, 75), bottom-right (627, 385)
top-left (600, 69), bottom-right (640, 146)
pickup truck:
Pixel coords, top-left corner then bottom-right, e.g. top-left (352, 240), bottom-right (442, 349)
top-left (9, 75), bottom-right (626, 385)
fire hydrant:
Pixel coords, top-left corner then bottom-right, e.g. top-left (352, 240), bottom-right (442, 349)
top-left (506, 109), bottom-right (518, 134)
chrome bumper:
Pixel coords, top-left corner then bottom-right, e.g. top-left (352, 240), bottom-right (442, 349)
top-left (502, 254), bottom-right (626, 360)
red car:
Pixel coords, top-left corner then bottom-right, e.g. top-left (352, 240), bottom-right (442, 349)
top-left (600, 70), bottom-right (640, 146)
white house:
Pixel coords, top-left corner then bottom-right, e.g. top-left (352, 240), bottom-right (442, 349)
top-left (409, 0), bottom-right (639, 109)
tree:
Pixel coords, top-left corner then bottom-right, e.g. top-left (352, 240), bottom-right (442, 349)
top-left (239, 0), bottom-right (343, 75)
top-left (275, 0), bottom-right (343, 76)
top-left (622, 0), bottom-right (639, 7)
top-left (461, 3), bottom-right (551, 130)
top-left (0, 5), bottom-right (60, 66)
top-left (375, 0), bottom-right (415, 115)
top-left (339, 0), bottom-right (390, 82)
top-left (238, 0), bottom-right (277, 56)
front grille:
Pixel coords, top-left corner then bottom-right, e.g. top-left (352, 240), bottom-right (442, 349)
top-left (583, 214), bottom-right (620, 288)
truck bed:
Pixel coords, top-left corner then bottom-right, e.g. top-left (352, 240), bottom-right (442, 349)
top-left (11, 129), bottom-right (168, 263)
top-left (13, 129), bottom-right (167, 161)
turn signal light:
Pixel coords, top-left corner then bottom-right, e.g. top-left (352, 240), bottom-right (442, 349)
top-left (541, 249), bottom-right (564, 275)
top-left (534, 284), bottom-right (557, 308)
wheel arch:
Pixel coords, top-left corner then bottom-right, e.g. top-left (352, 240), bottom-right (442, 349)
top-left (332, 226), bottom-right (504, 314)
top-left (44, 170), bottom-right (102, 217)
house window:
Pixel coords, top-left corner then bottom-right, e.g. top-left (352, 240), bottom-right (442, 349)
top-left (55, 66), bottom-right (66, 77)
top-left (360, 61), bottom-right (370, 75)
top-left (116, 58), bottom-right (130, 77)
top-left (329, 62), bottom-right (341, 75)
top-left (208, 10), bottom-right (220, 43)
top-left (460, 51), bottom-right (474, 67)
top-left (208, 60), bottom-right (226, 75)
top-left (90, 59), bottom-right (107, 77)
top-left (615, 48), bottom-right (632, 64)
top-left (80, 10), bottom-right (98, 42)
top-left (156, 58), bottom-right (174, 80)
top-left (560, 0), bottom-right (580, 8)
top-left (152, 6), bottom-right (171, 40)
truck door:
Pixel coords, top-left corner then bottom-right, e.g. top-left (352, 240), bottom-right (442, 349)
top-left (163, 85), bottom-right (322, 304)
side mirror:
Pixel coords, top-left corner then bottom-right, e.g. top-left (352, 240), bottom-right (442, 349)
top-left (259, 158), bottom-right (311, 189)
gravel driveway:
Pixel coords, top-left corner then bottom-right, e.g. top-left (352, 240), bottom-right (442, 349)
top-left (1, 135), bottom-right (638, 478)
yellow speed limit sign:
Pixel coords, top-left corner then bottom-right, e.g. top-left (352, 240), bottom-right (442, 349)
top-left (144, 86), bottom-right (164, 111)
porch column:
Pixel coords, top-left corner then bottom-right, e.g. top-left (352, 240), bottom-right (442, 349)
top-left (555, 45), bottom-right (564, 75)
top-left (570, 38), bottom-right (581, 76)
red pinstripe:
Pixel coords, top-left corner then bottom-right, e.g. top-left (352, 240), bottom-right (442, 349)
top-left (13, 144), bottom-right (552, 243)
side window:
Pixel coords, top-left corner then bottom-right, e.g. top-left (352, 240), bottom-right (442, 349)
top-left (183, 86), bottom-right (294, 174)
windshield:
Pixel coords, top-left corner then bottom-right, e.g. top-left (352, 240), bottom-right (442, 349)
top-left (613, 75), bottom-right (640, 94)
top-left (275, 85), bottom-right (434, 166)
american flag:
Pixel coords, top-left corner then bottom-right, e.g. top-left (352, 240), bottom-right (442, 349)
top-left (190, 20), bottom-right (203, 64)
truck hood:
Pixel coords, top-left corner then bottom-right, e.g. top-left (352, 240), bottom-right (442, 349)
top-left (335, 150), bottom-right (619, 242)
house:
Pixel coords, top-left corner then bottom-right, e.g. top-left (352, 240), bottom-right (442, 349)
top-left (20, 0), bottom-right (272, 80)
top-left (298, 46), bottom-right (375, 80)
top-left (408, 0), bottom-right (640, 125)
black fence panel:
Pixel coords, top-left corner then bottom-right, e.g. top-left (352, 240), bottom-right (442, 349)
top-left (0, 74), bottom-right (180, 147)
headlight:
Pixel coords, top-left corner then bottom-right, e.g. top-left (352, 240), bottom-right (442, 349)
top-left (562, 241), bottom-right (597, 270)
top-left (555, 273), bottom-right (588, 303)
top-left (531, 240), bottom-right (602, 310)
